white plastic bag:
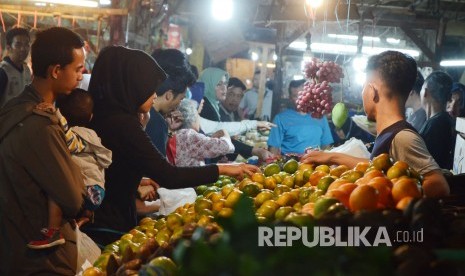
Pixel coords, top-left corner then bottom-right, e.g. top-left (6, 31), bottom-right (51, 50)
top-left (157, 187), bottom-right (197, 215)
top-left (76, 225), bottom-right (101, 275)
top-left (329, 137), bottom-right (371, 159)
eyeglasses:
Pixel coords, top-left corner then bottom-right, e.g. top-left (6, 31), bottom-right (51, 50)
top-left (216, 81), bottom-right (227, 87)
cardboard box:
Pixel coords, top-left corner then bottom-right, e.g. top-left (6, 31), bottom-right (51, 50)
top-left (453, 117), bottom-right (465, 174)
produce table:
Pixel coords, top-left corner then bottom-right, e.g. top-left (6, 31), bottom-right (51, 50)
top-left (82, 155), bottom-right (465, 276)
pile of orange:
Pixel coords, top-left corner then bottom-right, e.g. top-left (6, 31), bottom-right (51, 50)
top-left (321, 154), bottom-right (422, 212)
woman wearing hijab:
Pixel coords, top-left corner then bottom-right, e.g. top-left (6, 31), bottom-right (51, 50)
top-left (199, 67), bottom-right (275, 162)
top-left (84, 47), bottom-right (258, 245)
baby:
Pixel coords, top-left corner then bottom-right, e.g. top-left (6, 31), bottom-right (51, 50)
top-left (28, 88), bottom-right (112, 249)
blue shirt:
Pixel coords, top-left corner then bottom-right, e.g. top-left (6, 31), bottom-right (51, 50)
top-left (267, 109), bottom-right (334, 154)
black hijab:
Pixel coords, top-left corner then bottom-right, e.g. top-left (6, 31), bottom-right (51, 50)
top-left (89, 46), bottom-right (167, 118)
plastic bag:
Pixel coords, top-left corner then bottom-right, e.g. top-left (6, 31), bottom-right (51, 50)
top-left (329, 137), bottom-right (371, 159)
top-left (76, 225), bottom-right (101, 275)
top-left (157, 187), bottom-right (197, 216)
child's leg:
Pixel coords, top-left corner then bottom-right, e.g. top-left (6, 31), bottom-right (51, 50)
top-left (48, 198), bottom-right (63, 229)
top-left (27, 198), bottom-right (65, 249)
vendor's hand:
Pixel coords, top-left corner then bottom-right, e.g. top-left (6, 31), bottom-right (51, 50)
top-left (138, 112), bottom-right (150, 130)
top-left (256, 121), bottom-right (276, 131)
top-left (139, 178), bottom-right (159, 201)
top-left (211, 129), bottom-right (229, 139)
top-left (300, 150), bottom-right (332, 165)
top-left (35, 102), bottom-right (56, 114)
top-left (217, 163), bottom-right (261, 180)
top-left (252, 147), bottom-right (275, 162)
top-left (166, 110), bottom-right (184, 131)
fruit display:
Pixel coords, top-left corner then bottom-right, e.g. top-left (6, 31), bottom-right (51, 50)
top-left (296, 58), bottom-right (344, 118)
top-left (84, 155), bottom-right (465, 275)
top-left (237, 130), bottom-right (268, 149)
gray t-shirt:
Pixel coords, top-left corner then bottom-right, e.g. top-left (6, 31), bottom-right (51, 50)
top-left (390, 129), bottom-right (440, 175)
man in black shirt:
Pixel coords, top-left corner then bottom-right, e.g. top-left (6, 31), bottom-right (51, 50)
top-left (419, 71), bottom-right (455, 169)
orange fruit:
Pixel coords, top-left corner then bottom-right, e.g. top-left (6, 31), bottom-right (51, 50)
top-left (326, 189), bottom-right (350, 207)
top-left (327, 178), bottom-right (351, 191)
top-left (391, 178), bottom-right (421, 203)
top-left (368, 179), bottom-right (393, 207)
top-left (368, 176), bottom-right (393, 189)
top-left (354, 161), bottom-right (370, 173)
top-left (315, 164), bottom-right (331, 173)
top-left (309, 170), bottom-right (328, 186)
top-left (386, 164), bottom-right (410, 180)
top-left (298, 163), bottom-right (314, 172)
top-left (354, 177), bottom-right (370, 186)
top-left (263, 176), bottom-right (277, 190)
top-left (363, 169), bottom-right (385, 180)
top-left (340, 170), bottom-right (364, 183)
top-left (396, 196), bottom-right (414, 210)
top-left (372, 153), bottom-right (393, 172)
top-left (338, 183), bottom-right (358, 195)
top-left (251, 173), bottom-right (266, 184)
top-left (330, 165), bottom-right (349, 177)
top-left (301, 202), bottom-right (315, 215)
top-left (349, 185), bottom-right (379, 212)
top-left (393, 161), bottom-right (409, 170)
top-left (276, 192), bottom-right (299, 207)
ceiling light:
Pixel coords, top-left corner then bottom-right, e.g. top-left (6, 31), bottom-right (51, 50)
top-left (352, 55), bottom-right (368, 72)
top-left (185, 48), bottom-right (193, 55)
top-left (212, 0), bottom-right (233, 21)
top-left (306, 0), bottom-right (323, 8)
top-left (273, 54), bottom-right (278, 61)
top-left (289, 41), bottom-right (420, 58)
top-left (386, 38), bottom-right (400, 44)
top-left (328, 34), bottom-right (380, 42)
top-left (440, 59), bottom-right (465, 67)
top-left (100, 0), bottom-right (111, 4)
top-left (251, 51), bottom-right (259, 61)
top-left (32, 0), bottom-right (98, 7)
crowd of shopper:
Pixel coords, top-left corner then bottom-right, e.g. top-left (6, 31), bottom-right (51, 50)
top-left (0, 26), bottom-right (462, 275)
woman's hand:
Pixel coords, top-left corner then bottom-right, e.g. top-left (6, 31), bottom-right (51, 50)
top-left (217, 163), bottom-right (261, 180)
top-left (252, 147), bottom-right (275, 162)
top-left (138, 112), bottom-right (150, 130)
top-left (211, 129), bottom-right (229, 139)
top-left (139, 178), bottom-right (159, 201)
top-left (300, 150), bottom-right (332, 165)
top-left (166, 110), bottom-right (184, 131)
top-left (256, 121), bottom-right (276, 131)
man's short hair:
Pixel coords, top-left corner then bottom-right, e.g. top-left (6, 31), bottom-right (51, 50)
top-left (366, 51), bottom-right (417, 101)
top-left (151, 49), bottom-right (196, 97)
top-left (412, 70), bottom-right (425, 95)
top-left (56, 88), bottom-right (94, 127)
top-left (424, 71), bottom-right (453, 107)
top-left (228, 77), bottom-right (246, 91)
top-left (288, 79), bottom-right (306, 95)
top-left (31, 27), bottom-right (84, 78)
top-left (5, 27), bottom-right (29, 46)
